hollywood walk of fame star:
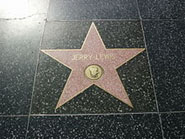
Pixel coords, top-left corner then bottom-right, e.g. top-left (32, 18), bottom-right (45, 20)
top-left (41, 22), bottom-right (145, 109)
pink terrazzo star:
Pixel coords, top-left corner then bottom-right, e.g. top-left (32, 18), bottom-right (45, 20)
top-left (41, 22), bottom-right (145, 109)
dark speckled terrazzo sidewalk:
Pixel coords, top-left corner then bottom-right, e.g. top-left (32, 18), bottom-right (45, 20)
top-left (0, 0), bottom-right (185, 138)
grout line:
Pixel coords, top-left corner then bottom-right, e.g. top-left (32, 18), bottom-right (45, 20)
top-left (46, 19), bottom-right (140, 22)
top-left (0, 13), bottom-right (46, 21)
top-left (0, 115), bottom-right (28, 118)
top-left (45, 19), bottom-right (185, 23)
top-left (0, 110), bottom-right (184, 118)
top-left (24, 30), bottom-right (43, 139)
top-left (24, 2), bottom-right (50, 138)
top-left (30, 112), bottom-right (159, 117)
top-left (159, 113), bottom-right (165, 139)
top-left (29, 110), bottom-right (185, 117)
top-left (159, 111), bottom-right (185, 114)
top-left (136, 0), bottom-right (160, 112)
top-left (141, 15), bottom-right (166, 139)
top-left (135, 0), bottom-right (160, 112)
top-left (141, 18), bottom-right (185, 21)
top-left (135, 0), bottom-right (165, 138)
top-left (46, 0), bottom-right (52, 21)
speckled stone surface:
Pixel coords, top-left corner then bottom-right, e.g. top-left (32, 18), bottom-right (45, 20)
top-left (0, 0), bottom-right (184, 138)
top-left (138, 0), bottom-right (185, 19)
top-left (161, 112), bottom-right (185, 139)
top-left (0, 18), bottom-right (45, 115)
top-left (0, 116), bottom-right (28, 139)
top-left (47, 0), bottom-right (139, 20)
top-left (27, 114), bottom-right (162, 139)
top-left (41, 21), bottom-right (145, 49)
top-left (31, 21), bottom-right (157, 114)
top-left (143, 20), bottom-right (185, 112)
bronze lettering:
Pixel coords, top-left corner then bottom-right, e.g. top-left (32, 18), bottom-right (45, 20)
top-left (72, 54), bottom-right (115, 61)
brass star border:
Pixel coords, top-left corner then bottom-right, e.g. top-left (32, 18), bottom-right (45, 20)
top-left (41, 22), bottom-right (145, 109)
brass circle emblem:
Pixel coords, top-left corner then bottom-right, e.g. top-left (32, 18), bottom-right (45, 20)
top-left (84, 64), bottom-right (104, 80)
